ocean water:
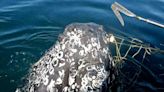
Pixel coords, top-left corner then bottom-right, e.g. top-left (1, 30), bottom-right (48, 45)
top-left (0, 0), bottom-right (163, 92)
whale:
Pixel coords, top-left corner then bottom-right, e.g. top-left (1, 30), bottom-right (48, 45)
top-left (16, 23), bottom-right (117, 92)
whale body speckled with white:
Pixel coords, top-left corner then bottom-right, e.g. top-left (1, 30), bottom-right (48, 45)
top-left (16, 23), bottom-right (117, 92)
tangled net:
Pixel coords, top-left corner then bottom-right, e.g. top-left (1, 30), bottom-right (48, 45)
top-left (107, 34), bottom-right (164, 91)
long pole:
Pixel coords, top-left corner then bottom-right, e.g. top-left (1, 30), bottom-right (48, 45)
top-left (111, 2), bottom-right (164, 28)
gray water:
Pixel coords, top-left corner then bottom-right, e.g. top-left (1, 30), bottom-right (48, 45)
top-left (0, 0), bottom-right (164, 92)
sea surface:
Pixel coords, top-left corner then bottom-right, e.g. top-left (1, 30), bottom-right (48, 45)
top-left (0, 0), bottom-right (164, 92)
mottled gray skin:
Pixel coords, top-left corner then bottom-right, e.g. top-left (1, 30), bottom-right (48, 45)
top-left (16, 23), bottom-right (116, 92)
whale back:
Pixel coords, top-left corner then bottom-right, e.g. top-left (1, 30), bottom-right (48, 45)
top-left (16, 23), bottom-right (116, 92)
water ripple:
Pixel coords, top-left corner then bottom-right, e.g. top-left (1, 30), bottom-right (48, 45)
top-left (0, 0), bottom-right (47, 12)
top-left (0, 16), bottom-right (11, 23)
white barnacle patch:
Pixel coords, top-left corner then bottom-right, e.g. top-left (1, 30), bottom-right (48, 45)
top-left (58, 62), bottom-right (65, 67)
top-left (49, 65), bottom-right (54, 75)
top-left (78, 59), bottom-right (87, 70)
top-left (91, 38), bottom-right (97, 47)
top-left (87, 44), bottom-right (92, 51)
top-left (97, 70), bottom-right (108, 81)
top-left (76, 84), bottom-right (80, 89)
top-left (71, 58), bottom-right (75, 62)
top-left (92, 75), bottom-right (96, 80)
top-left (47, 79), bottom-right (55, 92)
top-left (87, 73), bottom-right (93, 81)
top-left (81, 45), bottom-right (90, 54)
top-left (57, 51), bottom-right (63, 59)
top-left (66, 58), bottom-right (72, 63)
top-left (79, 50), bottom-right (84, 56)
top-left (71, 84), bottom-right (75, 89)
top-left (70, 62), bottom-right (75, 66)
top-left (92, 79), bottom-right (101, 88)
top-left (102, 34), bottom-right (109, 44)
top-left (68, 31), bottom-right (75, 38)
top-left (70, 48), bottom-right (77, 53)
top-left (50, 51), bottom-right (57, 57)
top-left (77, 29), bottom-right (82, 33)
top-left (66, 32), bottom-right (70, 36)
top-left (70, 68), bottom-right (77, 77)
top-left (74, 28), bottom-right (77, 32)
top-left (58, 70), bottom-right (65, 78)
top-left (102, 47), bottom-right (108, 55)
top-left (70, 31), bottom-right (75, 36)
top-left (91, 49), bottom-right (98, 58)
top-left (15, 89), bottom-right (21, 92)
top-left (63, 86), bottom-right (68, 92)
top-left (86, 66), bottom-right (92, 71)
top-left (69, 51), bottom-right (74, 57)
top-left (34, 77), bottom-right (41, 87)
top-left (76, 29), bottom-right (83, 37)
top-left (81, 79), bottom-right (87, 86)
top-left (97, 39), bottom-right (101, 50)
top-left (43, 75), bottom-right (49, 85)
top-left (62, 44), bottom-right (66, 50)
top-left (29, 86), bottom-right (34, 92)
top-left (52, 58), bottom-right (58, 67)
top-left (55, 41), bottom-right (61, 51)
top-left (69, 76), bottom-right (75, 86)
top-left (78, 59), bottom-right (83, 65)
top-left (56, 78), bottom-right (62, 85)
top-left (68, 31), bottom-right (81, 46)
top-left (99, 58), bottom-right (103, 63)
top-left (74, 38), bottom-right (81, 46)
top-left (80, 75), bottom-right (89, 91)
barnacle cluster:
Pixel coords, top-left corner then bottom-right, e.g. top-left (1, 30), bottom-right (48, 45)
top-left (16, 23), bottom-right (117, 92)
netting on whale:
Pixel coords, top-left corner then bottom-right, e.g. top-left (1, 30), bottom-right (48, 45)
top-left (106, 33), bottom-right (164, 91)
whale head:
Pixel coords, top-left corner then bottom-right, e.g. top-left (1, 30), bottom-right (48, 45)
top-left (16, 23), bottom-right (117, 92)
